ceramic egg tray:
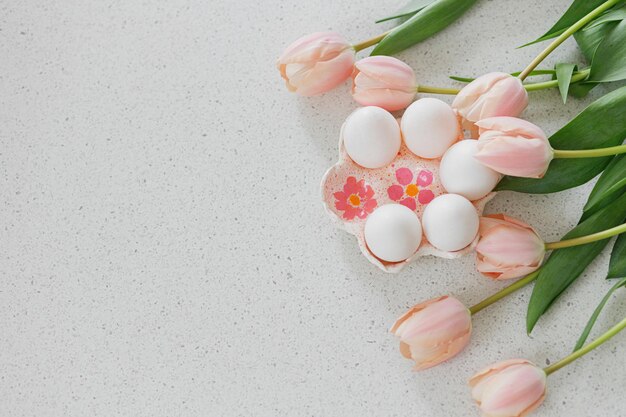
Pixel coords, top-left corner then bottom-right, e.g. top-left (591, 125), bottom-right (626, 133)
top-left (321, 121), bottom-right (495, 273)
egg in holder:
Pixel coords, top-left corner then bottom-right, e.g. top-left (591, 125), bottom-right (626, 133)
top-left (321, 99), bottom-right (497, 273)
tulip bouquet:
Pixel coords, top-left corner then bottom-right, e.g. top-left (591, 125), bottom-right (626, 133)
top-left (277, 0), bottom-right (626, 415)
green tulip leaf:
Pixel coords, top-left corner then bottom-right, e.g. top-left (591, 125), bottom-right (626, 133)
top-left (527, 191), bottom-right (626, 333)
top-left (524, 0), bottom-right (608, 46)
top-left (555, 63), bottom-right (577, 103)
top-left (449, 75), bottom-right (475, 83)
top-left (496, 86), bottom-right (626, 194)
top-left (608, 233), bottom-right (626, 278)
top-left (569, 16), bottom-right (619, 96)
top-left (375, 0), bottom-right (436, 23)
top-left (572, 277), bottom-right (626, 351)
top-left (582, 155), bottom-right (626, 221)
top-left (568, 82), bottom-right (598, 98)
top-left (574, 20), bottom-right (618, 61)
top-left (586, 4), bottom-right (626, 29)
top-left (589, 19), bottom-right (626, 82)
top-left (371, 0), bottom-right (478, 56)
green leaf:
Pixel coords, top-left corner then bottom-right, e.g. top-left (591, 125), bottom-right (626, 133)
top-left (525, 0), bottom-right (607, 46)
top-left (449, 75), bottom-right (475, 83)
top-left (589, 19), bottom-right (626, 82)
top-left (572, 277), bottom-right (626, 351)
top-left (555, 63), bottom-right (577, 103)
top-left (608, 233), bottom-right (626, 278)
top-left (568, 82), bottom-right (598, 98)
top-left (526, 191), bottom-right (626, 333)
top-left (371, 0), bottom-right (478, 56)
top-left (586, 4), bottom-right (626, 29)
top-left (496, 86), bottom-right (626, 194)
top-left (582, 155), bottom-right (626, 220)
top-left (574, 20), bottom-right (618, 61)
top-left (375, 0), bottom-right (436, 23)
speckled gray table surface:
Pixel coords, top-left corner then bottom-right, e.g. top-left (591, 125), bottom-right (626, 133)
top-left (1, 0), bottom-right (625, 416)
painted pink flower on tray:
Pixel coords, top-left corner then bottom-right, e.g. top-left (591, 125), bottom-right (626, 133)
top-left (334, 176), bottom-right (377, 220)
top-left (387, 167), bottom-right (435, 210)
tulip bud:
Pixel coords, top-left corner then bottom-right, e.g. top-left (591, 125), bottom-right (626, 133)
top-left (476, 214), bottom-right (545, 280)
top-left (351, 56), bottom-right (417, 111)
top-left (470, 359), bottom-right (547, 417)
top-left (276, 32), bottom-right (355, 96)
top-left (391, 295), bottom-right (471, 370)
top-left (452, 72), bottom-right (528, 133)
top-left (475, 117), bottom-right (554, 178)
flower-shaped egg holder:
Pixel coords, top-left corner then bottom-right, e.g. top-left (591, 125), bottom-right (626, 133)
top-left (321, 121), bottom-right (495, 273)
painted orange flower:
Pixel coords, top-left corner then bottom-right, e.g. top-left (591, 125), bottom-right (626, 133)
top-left (333, 176), bottom-right (377, 220)
top-left (387, 167), bottom-right (435, 210)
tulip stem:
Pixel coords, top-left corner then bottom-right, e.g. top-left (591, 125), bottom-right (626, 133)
top-left (353, 31), bottom-right (392, 52)
top-left (468, 222), bottom-right (626, 315)
top-left (523, 69), bottom-right (590, 91)
top-left (469, 271), bottom-right (540, 315)
top-left (418, 71), bottom-right (590, 95)
top-left (544, 315), bottom-right (626, 375)
top-left (553, 144), bottom-right (626, 159)
top-left (544, 222), bottom-right (626, 250)
top-left (518, 0), bottom-right (621, 81)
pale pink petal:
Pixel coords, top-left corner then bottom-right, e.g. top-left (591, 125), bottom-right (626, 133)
top-left (475, 214), bottom-right (545, 280)
top-left (475, 136), bottom-right (553, 178)
top-left (352, 56), bottom-right (416, 111)
top-left (478, 363), bottom-right (546, 417)
top-left (477, 227), bottom-right (544, 263)
top-left (391, 296), bottom-right (472, 371)
top-left (478, 76), bottom-right (529, 120)
top-left (470, 359), bottom-right (533, 389)
top-left (476, 117), bottom-right (547, 140)
top-left (452, 72), bottom-right (528, 129)
top-left (478, 264), bottom-right (540, 281)
top-left (278, 32), bottom-right (356, 96)
top-left (290, 50), bottom-right (355, 96)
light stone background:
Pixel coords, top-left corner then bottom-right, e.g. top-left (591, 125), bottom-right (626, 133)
top-left (1, 0), bottom-right (625, 416)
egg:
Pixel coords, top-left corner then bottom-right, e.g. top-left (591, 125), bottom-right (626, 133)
top-left (400, 98), bottom-right (460, 159)
top-left (364, 204), bottom-right (422, 262)
top-left (439, 140), bottom-right (501, 200)
top-left (342, 106), bottom-right (401, 169)
top-left (421, 194), bottom-right (479, 252)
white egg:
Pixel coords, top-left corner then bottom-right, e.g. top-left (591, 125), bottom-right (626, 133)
top-left (439, 140), bottom-right (501, 200)
top-left (400, 98), bottom-right (460, 159)
top-left (421, 194), bottom-right (479, 252)
top-left (342, 106), bottom-right (401, 169)
top-left (364, 204), bottom-right (422, 262)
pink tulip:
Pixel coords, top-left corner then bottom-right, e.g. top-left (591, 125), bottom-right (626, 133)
top-left (470, 359), bottom-right (547, 417)
top-left (277, 32), bottom-right (355, 96)
top-left (351, 56), bottom-right (416, 111)
top-left (475, 117), bottom-right (554, 178)
top-left (391, 295), bottom-right (471, 371)
top-left (452, 72), bottom-right (528, 133)
top-left (476, 214), bottom-right (545, 280)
